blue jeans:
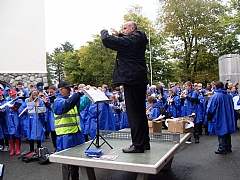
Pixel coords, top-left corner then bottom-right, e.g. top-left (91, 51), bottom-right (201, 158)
top-left (217, 133), bottom-right (232, 151)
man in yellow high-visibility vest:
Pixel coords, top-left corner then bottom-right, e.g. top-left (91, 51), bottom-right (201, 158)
top-left (53, 81), bottom-right (90, 180)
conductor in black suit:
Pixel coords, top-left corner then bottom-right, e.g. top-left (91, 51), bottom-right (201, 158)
top-left (101, 21), bottom-right (150, 153)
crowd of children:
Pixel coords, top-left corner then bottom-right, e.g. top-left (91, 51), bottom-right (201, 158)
top-left (0, 80), bottom-right (239, 156)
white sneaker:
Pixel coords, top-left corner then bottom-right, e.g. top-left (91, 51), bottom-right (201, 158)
top-left (0, 145), bottom-right (3, 151)
top-left (2, 146), bottom-right (9, 152)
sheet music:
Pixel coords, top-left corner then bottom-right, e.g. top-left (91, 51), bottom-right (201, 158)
top-left (27, 102), bottom-right (35, 113)
top-left (82, 88), bottom-right (111, 104)
top-left (233, 96), bottom-right (240, 110)
top-left (26, 102), bottom-right (46, 114)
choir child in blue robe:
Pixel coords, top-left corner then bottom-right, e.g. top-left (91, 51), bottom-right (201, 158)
top-left (165, 89), bottom-right (181, 118)
top-left (146, 96), bottom-right (160, 119)
top-left (20, 90), bottom-right (46, 152)
top-left (180, 81), bottom-right (200, 143)
top-left (5, 90), bottom-right (24, 156)
top-left (0, 91), bottom-right (9, 152)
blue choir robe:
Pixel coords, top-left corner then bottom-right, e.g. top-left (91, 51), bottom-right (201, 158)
top-left (148, 104), bottom-right (161, 119)
top-left (5, 97), bottom-right (25, 138)
top-left (0, 99), bottom-right (7, 139)
top-left (195, 93), bottom-right (205, 124)
top-left (20, 98), bottom-right (46, 141)
top-left (181, 88), bottom-right (198, 119)
top-left (166, 95), bottom-right (181, 118)
top-left (207, 88), bottom-right (236, 136)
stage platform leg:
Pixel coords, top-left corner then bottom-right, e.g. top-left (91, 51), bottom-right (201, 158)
top-left (80, 167), bottom-right (96, 180)
top-left (136, 173), bottom-right (148, 180)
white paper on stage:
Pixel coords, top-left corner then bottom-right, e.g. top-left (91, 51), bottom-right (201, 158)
top-left (153, 115), bottom-right (165, 121)
top-left (82, 88), bottom-right (111, 104)
top-left (165, 119), bottom-right (169, 127)
top-left (185, 121), bottom-right (194, 129)
top-left (0, 0), bottom-right (46, 73)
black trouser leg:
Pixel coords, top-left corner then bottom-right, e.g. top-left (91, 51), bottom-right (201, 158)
top-left (197, 122), bottom-right (203, 135)
top-left (37, 140), bottom-right (41, 148)
top-left (51, 131), bottom-right (57, 149)
top-left (193, 124), bottom-right (199, 141)
top-left (234, 110), bottom-right (238, 129)
top-left (124, 83), bottom-right (149, 148)
top-left (4, 135), bottom-right (9, 146)
top-left (84, 134), bottom-right (89, 142)
top-left (29, 140), bottom-right (34, 152)
top-left (0, 139), bottom-right (4, 146)
top-left (45, 131), bottom-right (50, 139)
top-left (204, 123), bottom-right (209, 135)
top-left (62, 164), bottom-right (79, 180)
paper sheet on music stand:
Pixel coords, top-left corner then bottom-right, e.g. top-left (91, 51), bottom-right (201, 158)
top-left (27, 102), bottom-right (46, 114)
top-left (27, 102), bottom-right (36, 114)
top-left (36, 106), bottom-right (46, 113)
top-left (233, 96), bottom-right (240, 110)
top-left (83, 88), bottom-right (111, 104)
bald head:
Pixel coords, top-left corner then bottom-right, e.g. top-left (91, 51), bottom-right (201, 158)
top-left (123, 21), bottom-right (137, 35)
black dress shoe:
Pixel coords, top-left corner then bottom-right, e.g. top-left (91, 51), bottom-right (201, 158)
top-left (215, 150), bottom-right (227, 154)
top-left (122, 145), bottom-right (144, 153)
top-left (143, 143), bottom-right (150, 150)
top-left (226, 149), bottom-right (232, 153)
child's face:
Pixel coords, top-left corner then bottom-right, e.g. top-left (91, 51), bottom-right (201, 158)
top-left (148, 102), bottom-right (154, 107)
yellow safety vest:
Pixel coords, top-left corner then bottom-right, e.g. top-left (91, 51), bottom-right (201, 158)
top-left (54, 106), bottom-right (81, 135)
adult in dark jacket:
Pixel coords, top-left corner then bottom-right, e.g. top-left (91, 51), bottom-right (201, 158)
top-left (207, 81), bottom-right (236, 154)
top-left (101, 21), bottom-right (149, 153)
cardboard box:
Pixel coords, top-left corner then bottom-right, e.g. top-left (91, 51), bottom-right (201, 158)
top-left (148, 119), bottom-right (162, 133)
top-left (167, 118), bottom-right (194, 133)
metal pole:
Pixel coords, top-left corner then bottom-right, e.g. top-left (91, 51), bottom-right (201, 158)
top-left (149, 27), bottom-right (152, 86)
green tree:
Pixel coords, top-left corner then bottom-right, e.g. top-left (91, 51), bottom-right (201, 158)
top-left (46, 52), bottom-right (55, 85)
top-left (63, 36), bottom-right (116, 87)
top-left (47, 41), bottom-right (75, 83)
top-left (217, 0), bottom-right (240, 56)
top-left (64, 51), bottom-right (84, 84)
top-left (53, 41), bottom-right (74, 55)
top-left (158, 0), bottom-right (226, 84)
top-left (78, 35), bottom-right (116, 87)
top-left (230, 0), bottom-right (240, 35)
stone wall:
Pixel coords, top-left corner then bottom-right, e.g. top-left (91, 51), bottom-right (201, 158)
top-left (0, 73), bottom-right (48, 90)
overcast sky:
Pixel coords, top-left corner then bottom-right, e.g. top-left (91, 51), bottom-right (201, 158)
top-left (44, 0), bottom-right (158, 53)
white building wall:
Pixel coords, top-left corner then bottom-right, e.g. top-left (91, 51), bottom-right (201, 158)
top-left (0, 0), bottom-right (46, 73)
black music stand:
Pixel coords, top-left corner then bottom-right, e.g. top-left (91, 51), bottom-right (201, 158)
top-left (86, 103), bottom-right (113, 150)
top-left (82, 88), bottom-right (113, 150)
